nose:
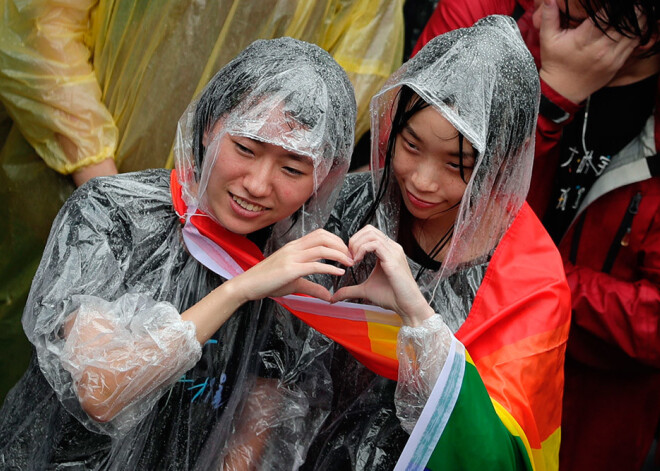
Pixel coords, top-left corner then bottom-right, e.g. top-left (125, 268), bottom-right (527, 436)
top-left (242, 158), bottom-right (274, 198)
top-left (411, 159), bottom-right (440, 193)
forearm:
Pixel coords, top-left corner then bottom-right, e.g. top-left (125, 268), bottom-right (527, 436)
top-left (395, 315), bottom-right (453, 432)
top-left (71, 157), bottom-right (118, 187)
top-left (62, 294), bottom-right (202, 426)
top-left (181, 278), bottom-right (247, 345)
top-left (0, 0), bottom-right (118, 173)
top-left (223, 378), bottom-right (284, 470)
top-left (567, 263), bottom-right (660, 367)
top-left (72, 280), bottom-right (249, 422)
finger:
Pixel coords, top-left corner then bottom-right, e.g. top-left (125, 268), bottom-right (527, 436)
top-left (348, 225), bottom-right (390, 260)
top-left (284, 261), bottom-right (346, 281)
top-left (539, 0), bottom-right (561, 40)
top-left (347, 224), bottom-right (383, 245)
top-left (291, 279), bottom-right (332, 302)
top-left (610, 31), bottom-right (640, 58)
top-left (331, 284), bottom-right (367, 303)
top-left (589, 28), bottom-right (638, 70)
top-left (613, 40), bottom-right (640, 68)
top-left (351, 237), bottom-right (402, 267)
top-left (305, 261), bottom-right (346, 277)
top-left (573, 13), bottom-right (601, 41)
top-left (297, 229), bottom-right (350, 254)
top-left (599, 25), bottom-right (627, 43)
top-left (300, 246), bottom-right (354, 267)
top-left (280, 233), bottom-right (352, 267)
top-left (635, 6), bottom-right (647, 33)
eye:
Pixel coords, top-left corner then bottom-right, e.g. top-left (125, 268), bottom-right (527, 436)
top-left (283, 166), bottom-right (305, 177)
top-left (446, 160), bottom-right (474, 172)
top-left (234, 140), bottom-right (254, 156)
top-left (402, 137), bottom-right (418, 152)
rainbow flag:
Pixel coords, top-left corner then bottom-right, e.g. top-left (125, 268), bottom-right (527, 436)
top-left (170, 171), bottom-right (571, 470)
top-left (397, 203), bottom-right (570, 470)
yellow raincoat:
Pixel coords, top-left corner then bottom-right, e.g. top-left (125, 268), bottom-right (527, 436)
top-left (0, 0), bottom-right (403, 400)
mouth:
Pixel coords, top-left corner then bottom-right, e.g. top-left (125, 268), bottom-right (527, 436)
top-left (406, 189), bottom-right (440, 209)
top-left (230, 193), bottom-right (269, 213)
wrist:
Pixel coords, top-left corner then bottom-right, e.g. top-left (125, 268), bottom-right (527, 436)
top-left (72, 158), bottom-right (118, 187)
top-left (221, 277), bottom-right (250, 307)
top-left (402, 302), bottom-right (435, 327)
top-left (539, 68), bottom-right (589, 105)
top-left (181, 280), bottom-right (248, 344)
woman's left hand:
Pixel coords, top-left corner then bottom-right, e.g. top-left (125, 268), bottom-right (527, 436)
top-left (331, 225), bottom-right (434, 326)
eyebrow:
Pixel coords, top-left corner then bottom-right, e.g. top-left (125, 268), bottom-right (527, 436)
top-left (402, 124), bottom-right (422, 142)
top-left (448, 150), bottom-right (476, 159)
top-left (240, 136), bottom-right (312, 164)
top-left (284, 152), bottom-right (313, 164)
top-left (404, 123), bottom-right (476, 158)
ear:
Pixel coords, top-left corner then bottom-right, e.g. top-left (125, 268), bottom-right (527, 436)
top-left (633, 17), bottom-right (660, 53)
top-left (203, 118), bottom-right (226, 148)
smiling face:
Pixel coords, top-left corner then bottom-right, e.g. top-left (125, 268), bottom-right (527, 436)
top-left (392, 105), bottom-right (476, 239)
top-left (204, 131), bottom-right (316, 235)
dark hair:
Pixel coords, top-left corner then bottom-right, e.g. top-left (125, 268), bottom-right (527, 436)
top-left (571, 0), bottom-right (659, 56)
top-left (357, 86), bottom-right (477, 278)
top-left (192, 71), bottom-right (253, 172)
top-left (191, 70), bottom-right (324, 172)
top-left (361, 86), bottom-right (476, 227)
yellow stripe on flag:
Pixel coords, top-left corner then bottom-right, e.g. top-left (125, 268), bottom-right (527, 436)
top-left (367, 322), bottom-right (400, 360)
top-left (537, 427), bottom-right (561, 471)
top-left (491, 399), bottom-right (538, 471)
top-left (364, 309), bottom-right (402, 361)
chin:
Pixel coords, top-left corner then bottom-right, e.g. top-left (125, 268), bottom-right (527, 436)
top-left (226, 221), bottom-right (264, 235)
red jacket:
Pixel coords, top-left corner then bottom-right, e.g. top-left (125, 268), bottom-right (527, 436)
top-left (416, 4), bottom-right (660, 470)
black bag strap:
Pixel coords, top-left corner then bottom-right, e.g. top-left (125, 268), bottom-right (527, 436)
top-left (512, 2), bottom-right (526, 21)
top-left (602, 192), bottom-right (642, 274)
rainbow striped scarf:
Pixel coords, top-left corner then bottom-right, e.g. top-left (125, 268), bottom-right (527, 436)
top-left (171, 171), bottom-right (570, 470)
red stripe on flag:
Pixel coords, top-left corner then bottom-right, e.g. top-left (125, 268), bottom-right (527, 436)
top-left (288, 308), bottom-right (399, 380)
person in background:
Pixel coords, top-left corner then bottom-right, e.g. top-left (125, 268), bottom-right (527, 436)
top-left (0, 37), bottom-right (358, 469)
top-left (300, 16), bottom-right (570, 470)
top-left (349, 0), bottom-right (439, 172)
top-left (0, 0), bottom-right (405, 402)
top-left (414, 1), bottom-right (660, 469)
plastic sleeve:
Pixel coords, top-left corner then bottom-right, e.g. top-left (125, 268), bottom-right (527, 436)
top-left (0, 0), bottom-right (118, 174)
top-left (22, 182), bottom-right (201, 437)
top-left (394, 314), bottom-right (453, 433)
top-left (60, 294), bottom-right (202, 433)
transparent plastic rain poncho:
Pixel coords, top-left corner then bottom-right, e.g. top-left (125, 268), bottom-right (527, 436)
top-left (0, 0), bottom-right (403, 401)
top-left (302, 16), bottom-right (540, 470)
top-left (0, 37), bottom-right (356, 470)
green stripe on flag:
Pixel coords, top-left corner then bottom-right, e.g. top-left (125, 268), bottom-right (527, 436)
top-left (425, 361), bottom-right (533, 470)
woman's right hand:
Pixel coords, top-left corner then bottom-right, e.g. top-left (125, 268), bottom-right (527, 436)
top-left (229, 229), bottom-right (354, 303)
top-left (331, 225), bottom-right (435, 326)
top-left (183, 229), bottom-right (352, 345)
